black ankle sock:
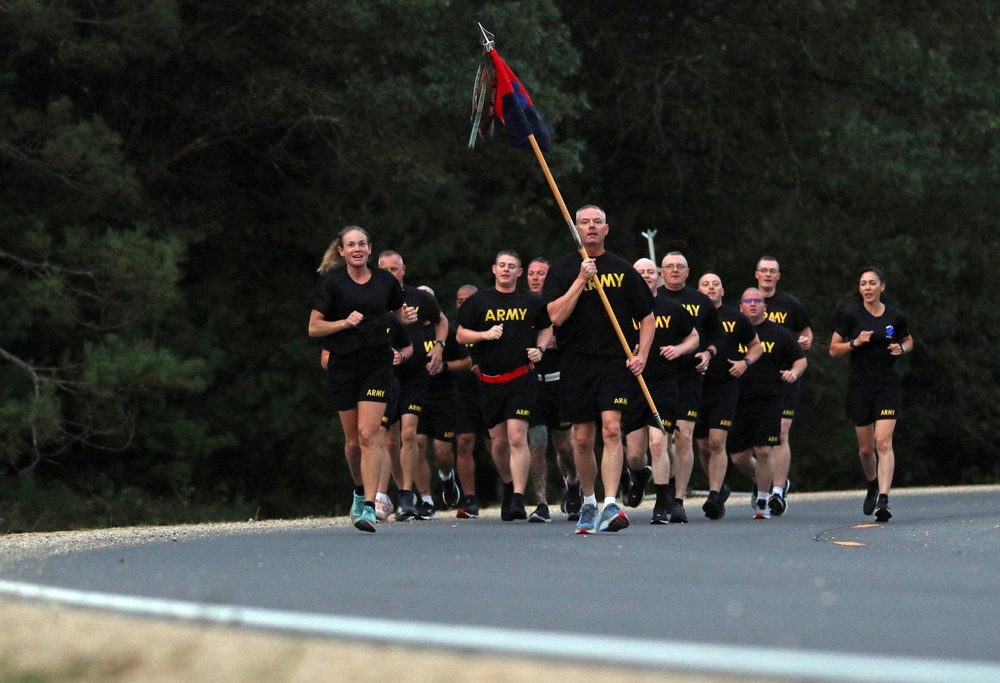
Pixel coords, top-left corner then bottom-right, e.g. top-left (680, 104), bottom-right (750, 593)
top-left (654, 484), bottom-right (670, 508)
top-left (354, 485), bottom-right (364, 496)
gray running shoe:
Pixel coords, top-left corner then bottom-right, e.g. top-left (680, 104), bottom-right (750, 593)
top-left (575, 503), bottom-right (599, 534)
top-left (754, 499), bottom-right (771, 519)
top-left (528, 503), bottom-right (552, 523)
top-left (598, 503), bottom-right (629, 532)
top-left (669, 500), bottom-right (688, 523)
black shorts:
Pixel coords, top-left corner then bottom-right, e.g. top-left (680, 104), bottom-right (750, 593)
top-left (560, 353), bottom-right (639, 424)
top-left (529, 376), bottom-right (572, 430)
top-left (846, 375), bottom-right (903, 427)
top-left (727, 397), bottom-right (782, 454)
top-left (454, 377), bottom-right (487, 436)
top-left (381, 377), bottom-right (401, 429)
top-left (418, 388), bottom-right (457, 442)
top-left (676, 369), bottom-right (703, 423)
top-left (623, 374), bottom-right (678, 434)
top-left (480, 371), bottom-right (538, 429)
top-left (780, 380), bottom-right (801, 419)
top-left (694, 380), bottom-right (740, 439)
top-left (397, 368), bottom-right (429, 417)
top-left (326, 346), bottom-right (393, 412)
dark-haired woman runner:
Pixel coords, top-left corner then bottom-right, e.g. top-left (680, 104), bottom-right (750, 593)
top-left (830, 267), bottom-right (913, 522)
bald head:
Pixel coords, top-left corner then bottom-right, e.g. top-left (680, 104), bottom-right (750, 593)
top-left (633, 258), bottom-right (659, 293)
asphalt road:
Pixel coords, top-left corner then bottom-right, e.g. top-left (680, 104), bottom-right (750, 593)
top-left (2, 487), bottom-right (999, 680)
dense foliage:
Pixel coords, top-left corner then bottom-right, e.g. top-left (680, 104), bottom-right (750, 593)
top-left (1, 1), bottom-right (997, 530)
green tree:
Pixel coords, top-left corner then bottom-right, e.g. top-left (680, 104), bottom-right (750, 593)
top-left (558, 0), bottom-right (1000, 486)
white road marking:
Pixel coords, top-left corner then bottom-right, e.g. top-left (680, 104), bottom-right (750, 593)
top-left (1, 579), bottom-right (997, 682)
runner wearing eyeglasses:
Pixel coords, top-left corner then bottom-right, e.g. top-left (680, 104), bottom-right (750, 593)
top-left (728, 288), bottom-right (808, 519)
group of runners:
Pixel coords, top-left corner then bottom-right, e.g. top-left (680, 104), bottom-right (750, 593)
top-left (308, 206), bottom-right (913, 533)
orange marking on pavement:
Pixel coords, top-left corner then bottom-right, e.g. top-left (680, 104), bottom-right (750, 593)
top-left (833, 541), bottom-right (866, 546)
top-left (852, 524), bottom-right (879, 528)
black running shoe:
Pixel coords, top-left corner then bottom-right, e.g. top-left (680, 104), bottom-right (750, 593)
top-left (650, 508), bottom-right (670, 524)
top-left (625, 466), bottom-right (653, 508)
top-left (863, 481), bottom-right (879, 516)
top-left (440, 469), bottom-right (461, 509)
top-left (669, 499), bottom-right (688, 523)
top-left (416, 498), bottom-right (437, 520)
top-left (874, 495), bottom-right (892, 522)
top-left (500, 483), bottom-right (514, 521)
top-left (619, 467), bottom-right (631, 499)
top-left (508, 495), bottom-right (527, 521)
top-left (768, 492), bottom-right (787, 517)
top-left (719, 483), bottom-right (731, 504)
top-left (395, 490), bottom-right (419, 521)
top-left (528, 503), bottom-right (552, 523)
top-left (565, 484), bottom-right (583, 521)
top-left (456, 495), bottom-right (479, 519)
top-left (702, 492), bottom-right (726, 520)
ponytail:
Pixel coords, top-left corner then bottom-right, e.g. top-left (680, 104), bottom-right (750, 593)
top-left (317, 225), bottom-right (370, 274)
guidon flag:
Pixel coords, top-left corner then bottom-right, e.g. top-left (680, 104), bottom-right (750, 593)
top-left (470, 48), bottom-right (551, 151)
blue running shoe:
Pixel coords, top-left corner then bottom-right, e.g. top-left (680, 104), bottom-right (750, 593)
top-left (350, 491), bottom-right (365, 524)
top-left (354, 505), bottom-right (377, 533)
top-left (599, 502), bottom-right (630, 532)
top-left (575, 503), bottom-right (599, 534)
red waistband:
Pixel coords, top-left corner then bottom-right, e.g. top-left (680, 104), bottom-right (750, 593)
top-left (479, 363), bottom-right (534, 384)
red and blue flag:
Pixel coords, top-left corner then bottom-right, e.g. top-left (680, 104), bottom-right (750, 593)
top-left (471, 49), bottom-right (551, 151)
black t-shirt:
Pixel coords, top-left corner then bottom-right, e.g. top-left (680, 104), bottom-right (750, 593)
top-left (764, 289), bottom-right (811, 334)
top-left (704, 304), bottom-right (758, 385)
top-left (397, 284), bottom-right (444, 378)
top-left (543, 251), bottom-right (654, 357)
top-left (658, 285), bottom-right (724, 371)
top-left (740, 319), bottom-right (805, 401)
top-left (309, 267), bottom-right (404, 356)
top-left (386, 313), bottom-right (410, 352)
top-left (457, 288), bottom-right (551, 375)
top-left (833, 302), bottom-right (910, 381)
top-left (533, 329), bottom-right (562, 375)
top-left (426, 320), bottom-right (470, 397)
top-left (637, 295), bottom-right (695, 380)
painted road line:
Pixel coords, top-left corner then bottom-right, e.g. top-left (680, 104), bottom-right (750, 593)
top-left (0, 579), bottom-right (997, 683)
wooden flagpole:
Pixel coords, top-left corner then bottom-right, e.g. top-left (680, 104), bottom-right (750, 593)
top-left (525, 133), bottom-right (667, 433)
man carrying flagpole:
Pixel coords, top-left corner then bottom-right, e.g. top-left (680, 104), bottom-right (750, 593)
top-left (543, 205), bottom-right (656, 533)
